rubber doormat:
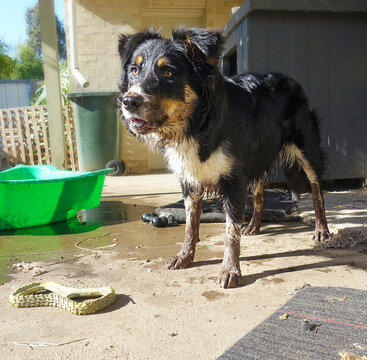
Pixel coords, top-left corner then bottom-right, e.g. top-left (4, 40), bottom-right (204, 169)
top-left (218, 287), bottom-right (367, 360)
top-left (155, 190), bottom-right (300, 224)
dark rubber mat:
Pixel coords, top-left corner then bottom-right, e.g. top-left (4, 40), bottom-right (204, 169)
top-left (155, 190), bottom-right (300, 224)
top-left (218, 287), bottom-right (367, 360)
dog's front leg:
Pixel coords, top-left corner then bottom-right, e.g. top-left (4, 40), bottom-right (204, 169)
top-left (218, 185), bottom-right (246, 288)
top-left (166, 188), bottom-right (203, 270)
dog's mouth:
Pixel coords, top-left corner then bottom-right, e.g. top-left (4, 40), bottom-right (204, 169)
top-left (128, 116), bottom-right (155, 134)
top-left (130, 117), bottom-right (147, 128)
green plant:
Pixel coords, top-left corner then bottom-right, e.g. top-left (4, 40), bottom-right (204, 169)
top-left (11, 43), bottom-right (44, 80)
top-left (0, 39), bottom-right (12, 79)
top-left (33, 62), bottom-right (70, 105)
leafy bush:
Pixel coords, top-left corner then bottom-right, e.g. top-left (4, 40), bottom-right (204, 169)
top-left (33, 62), bottom-right (70, 105)
top-left (12, 43), bottom-right (44, 80)
top-left (0, 39), bottom-right (12, 80)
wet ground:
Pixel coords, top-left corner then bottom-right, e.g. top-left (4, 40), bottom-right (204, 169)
top-left (0, 200), bottom-right (156, 283)
top-left (0, 174), bottom-right (183, 283)
top-left (1, 175), bottom-right (366, 285)
top-left (0, 174), bottom-right (366, 360)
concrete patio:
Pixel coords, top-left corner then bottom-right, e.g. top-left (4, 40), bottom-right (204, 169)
top-left (0, 174), bottom-right (366, 359)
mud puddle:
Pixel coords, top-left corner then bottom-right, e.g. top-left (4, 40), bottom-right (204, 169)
top-left (0, 198), bottom-right (228, 284)
top-left (0, 200), bottom-right (155, 283)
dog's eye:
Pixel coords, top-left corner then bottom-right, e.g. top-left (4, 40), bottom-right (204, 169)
top-left (131, 66), bottom-right (139, 76)
top-left (164, 70), bottom-right (173, 78)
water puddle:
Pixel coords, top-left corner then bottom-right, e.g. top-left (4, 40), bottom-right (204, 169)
top-left (0, 200), bottom-right (155, 283)
top-left (0, 199), bottom-right (228, 284)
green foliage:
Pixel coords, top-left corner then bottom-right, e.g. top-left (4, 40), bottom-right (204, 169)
top-left (11, 43), bottom-right (44, 80)
top-left (26, 4), bottom-right (67, 60)
top-left (0, 54), bottom-right (13, 79)
top-left (32, 62), bottom-right (70, 106)
top-left (8, 4), bottom-right (67, 80)
top-left (0, 39), bottom-right (13, 79)
top-left (0, 39), bottom-right (9, 53)
top-left (0, 39), bottom-right (13, 80)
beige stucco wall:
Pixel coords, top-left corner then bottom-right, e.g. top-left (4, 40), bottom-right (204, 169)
top-left (64, 0), bottom-right (242, 173)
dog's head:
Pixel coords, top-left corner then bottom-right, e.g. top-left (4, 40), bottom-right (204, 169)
top-left (118, 27), bottom-right (224, 141)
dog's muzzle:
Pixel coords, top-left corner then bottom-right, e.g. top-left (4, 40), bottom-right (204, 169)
top-left (121, 93), bottom-right (151, 132)
top-left (122, 94), bottom-right (144, 113)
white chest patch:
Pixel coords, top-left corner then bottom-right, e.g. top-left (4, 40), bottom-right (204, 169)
top-left (164, 139), bottom-right (234, 186)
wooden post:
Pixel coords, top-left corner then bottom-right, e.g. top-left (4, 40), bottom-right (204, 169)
top-left (38, 0), bottom-right (66, 169)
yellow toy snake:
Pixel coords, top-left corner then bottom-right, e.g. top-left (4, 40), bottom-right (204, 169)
top-left (9, 282), bottom-right (116, 315)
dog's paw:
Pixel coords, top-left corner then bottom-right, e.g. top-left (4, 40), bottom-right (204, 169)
top-left (242, 224), bottom-right (260, 236)
top-left (313, 228), bottom-right (330, 242)
top-left (165, 254), bottom-right (193, 270)
top-left (217, 269), bottom-right (243, 288)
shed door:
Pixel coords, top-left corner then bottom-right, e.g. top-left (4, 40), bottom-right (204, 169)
top-left (141, 8), bottom-right (205, 170)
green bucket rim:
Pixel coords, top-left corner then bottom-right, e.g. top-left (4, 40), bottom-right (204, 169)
top-left (0, 165), bottom-right (113, 185)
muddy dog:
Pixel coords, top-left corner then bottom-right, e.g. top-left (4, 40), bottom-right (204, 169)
top-left (117, 27), bottom-right (330, 288)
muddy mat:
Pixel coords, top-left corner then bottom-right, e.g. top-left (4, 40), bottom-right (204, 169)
top-left (218, 286), bottom-right (367, 360)
top-left (155, 190), bottom-right (300, 224)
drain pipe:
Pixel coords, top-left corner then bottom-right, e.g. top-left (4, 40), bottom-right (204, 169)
top-left (68, 0), bottom-right (89, 88)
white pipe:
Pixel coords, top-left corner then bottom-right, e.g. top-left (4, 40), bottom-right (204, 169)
top-left (68, 0), bottom-right (89, 88)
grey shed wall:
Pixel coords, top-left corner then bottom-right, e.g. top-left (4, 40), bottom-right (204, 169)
top-left (223, 1), bottom-right (367, 180)
top-left (0, 80), bottom-right (31, 109)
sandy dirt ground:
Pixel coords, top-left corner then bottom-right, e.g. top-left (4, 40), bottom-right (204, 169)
top-left (0, 175), bottom-right (366, 360)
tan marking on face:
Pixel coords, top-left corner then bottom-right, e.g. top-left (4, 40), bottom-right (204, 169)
top-left (157, 57), bottom-right (168, 68)
top-left (135, 55), bottom-right (143, 65)
top-left (157, 98), bottom-right (190, 141)
top-left (156, 87), bottom-right (197, 142)
top-left (142, 88), bottom-right (198, 144)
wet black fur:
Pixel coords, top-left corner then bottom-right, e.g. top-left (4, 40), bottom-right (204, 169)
top-left (118, 27), bottom-right (325, 223)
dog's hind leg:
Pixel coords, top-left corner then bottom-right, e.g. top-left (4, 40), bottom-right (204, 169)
top-left (218, 179), bottom-right (247, 288)
top-left (290, 145), bottom-right (330, 242)
top-left (166, 187), bottom-right (203, 270)
top-left (242, 179), bottom-right (265, 236)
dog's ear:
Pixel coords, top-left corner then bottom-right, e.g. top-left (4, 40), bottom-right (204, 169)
top-left (172, 27), bottom-right (224, 66)
top-left (118, 28), bottom-right (161, 91)
top-left (118, 28), bottom-right (161, 67)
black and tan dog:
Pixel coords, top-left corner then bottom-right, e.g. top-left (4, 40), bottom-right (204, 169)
top-left (117, 27), bottom-right (330, 288)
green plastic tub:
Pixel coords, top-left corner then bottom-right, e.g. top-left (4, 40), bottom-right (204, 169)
top-left (0, 165), bottom-right (112, 230)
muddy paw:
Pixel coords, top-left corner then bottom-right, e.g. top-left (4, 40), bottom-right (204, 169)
top-left (165, 254), bottom-right (193, 270)
top-left (313, 229), bottom-right (330, 242)
top-left (242, 224), bottom-right (260, 236)
top-left (217, 269), bottom-right (243, 288)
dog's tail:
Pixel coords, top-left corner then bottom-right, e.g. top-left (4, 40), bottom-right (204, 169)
top-left (308, 109), bottom-right (327, 177)
top-left (283, 166), bottom-right (308, 201)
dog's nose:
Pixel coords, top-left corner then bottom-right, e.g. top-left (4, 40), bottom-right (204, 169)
top-left (122, 95), bottom-right (143, 112)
